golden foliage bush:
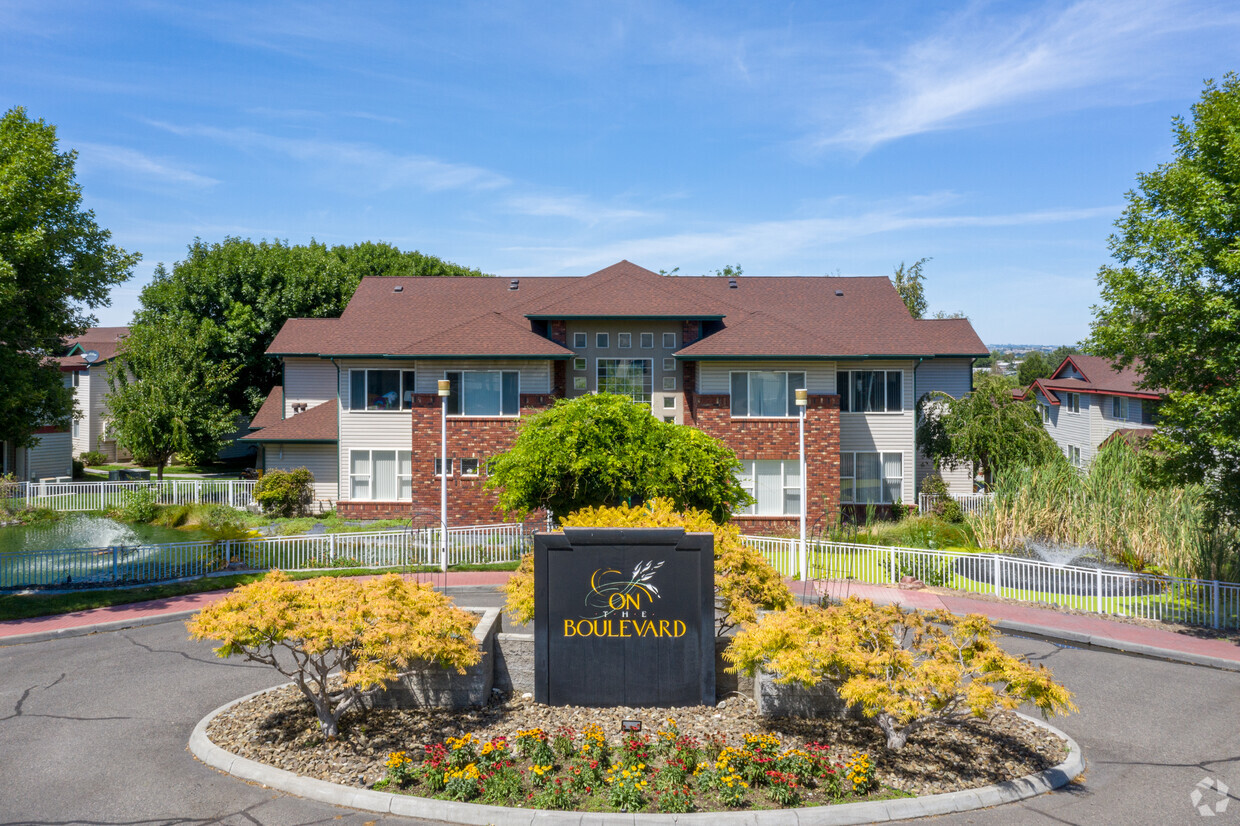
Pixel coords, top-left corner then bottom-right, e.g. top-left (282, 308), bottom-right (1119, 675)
top-left (504, 498), bottom-right (793, 635)
top-left (726, 597), bottom-right (1076, 750)
top-left (187, 571), bottom-right (481, 737)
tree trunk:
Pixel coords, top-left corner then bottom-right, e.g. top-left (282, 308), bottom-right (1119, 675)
top-left (877, 713), bottom-right (911, 750)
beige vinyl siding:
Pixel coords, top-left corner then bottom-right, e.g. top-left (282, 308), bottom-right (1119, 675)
top-left (697, 361), bottom-right (836, 394)
top-left (914, 359), bottom-right (974, 496)
top-left (27, 431), bottom-right (73, 480)
top-left (1042, 388), bottom-right (1091, 466)
top-left (339, 359), bottom-right (410, 500)
top-left (284, 357), bottom-right (337, 417)
top-left (71, 370), bottom-right (90, 455)
top-left (838, 360), bottom-right (916, 504)
top-left (265, 443), bottom-right (338, 502)
top-left (414, 359), bottom-right (551, 395)
top-left (88, 364), bottom-right (111, 453)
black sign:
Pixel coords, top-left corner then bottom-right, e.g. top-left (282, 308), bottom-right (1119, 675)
top-left (534, 527), bottom-right (715, 707)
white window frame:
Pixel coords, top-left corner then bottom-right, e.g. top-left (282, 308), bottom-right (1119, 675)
top-left (640, 332), bottom-right (654, 349)
top-left (729, 371), bottom-right (807, 418)
top-left (349, 449), bottom-right (413, 500)
top-left (72, 418), bottom-right (80, 438)
top-left (597, 358), bottom-right (653, 404)
top-left (1041, 403), bottom-right (1051, 423)
top-left (836, 369), bottom-right (904, 414)
top-left (1112, 396), bottom-right (1128, 419)
top-left (596, 332), bottom-right (610, 349)
top-left (445, 370), bottom-right (521, 418)
top-left (1066, 392), bottom-right (1081, 414)
top-left (736, 460), bottom-right (801, 516)
top-left (663, 332), bottom-right (677, 349)
top-left (572, 357), bottom-right (587, 371)
top-left (662, 395), bottom-right (676, 409)
top-left (663, 376), bottom-right (676, 391)
top-left (839, 451), bottom-right (903, 504)
top-left (460, 458), bottom-right (480, 477)
top-left (1068, 445), bottom-right (1082, 467)
top-left (572, 376), bottom-right (587, 391)
top-left (618, 332), bottom-right (632, 349)
top-left (572, 332), bottom-right (587, 349)
top-left (662, 357), bottom-right (675, 370)
top-left (349, 368), bottom-right (413, 412)
top-left (434, 457), bottom-right (454, 477)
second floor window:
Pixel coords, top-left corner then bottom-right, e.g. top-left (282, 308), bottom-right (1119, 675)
top-left (350, 369), bottom-right (415, 411)
top-left (445, 371), bottom-right (520, 416)
top-left (1112, 396), bottom-right (1128, 419)
top-left (730, 371), bottom-right (806, 418)
top-left (1066, 392), bottom-right (1081, 413)
top-left (837, 370), bottom-right (903, 413)
top-left (597, 359), bottom-right (652, 404)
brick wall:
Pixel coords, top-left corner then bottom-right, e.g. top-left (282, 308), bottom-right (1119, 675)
top-left (688, 393), bottom-right (841, 534)
top-left (337, 393), bottom-right (555, 524)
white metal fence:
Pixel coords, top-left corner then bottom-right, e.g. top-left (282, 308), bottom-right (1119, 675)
top-left (740, 534), bottom-right (1240, 631)
top-left (917, 492), bottom-right (994, 515)
top-left (0, 523), bottom-right (528, 589)
top-left (2, 480), bottom-right (259, 512)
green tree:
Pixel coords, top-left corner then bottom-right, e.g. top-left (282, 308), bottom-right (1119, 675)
top-left (917, 373), bottom-right (1062, 487)
top-left (1046, 345), bottom-right (1081, 373)
top-left (892, 257), bottom-right (930, 319)
top-left (1090, 74), bottom-right (1240, 525)
top-left (105, 319), bottom-right (239, 479)
top-left (136, 238), bottom-right (487, 415)
top-left (485, 394), bottom-right (751, 522)
top-left (1017, 351), bottom-right (1051, 386)
top-left (0, 107), bottom-right (139, 448)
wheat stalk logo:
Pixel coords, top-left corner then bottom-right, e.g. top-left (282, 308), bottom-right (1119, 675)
top-left (582, 560), bottom-right (665, 619)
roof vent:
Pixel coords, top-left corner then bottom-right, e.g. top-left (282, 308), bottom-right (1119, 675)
top-left (728, 278), bottom-right (738, 289)
top-left (834, 289), bottom-right (844, 297)
top-left (393, 285), bottom-right (403, 293)
top-left (509, 279), bottom-right (520, 290)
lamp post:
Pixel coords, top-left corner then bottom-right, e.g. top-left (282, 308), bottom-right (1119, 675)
top-left (796, 388), bottom-right (808, 581)
top-left (438, 379), bottom-right (450, 573)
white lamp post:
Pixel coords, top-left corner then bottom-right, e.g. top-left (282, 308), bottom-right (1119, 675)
top-left (438, 379), bottom-right (451, 573)
top-left (796, 388), bottom-right (808, 581)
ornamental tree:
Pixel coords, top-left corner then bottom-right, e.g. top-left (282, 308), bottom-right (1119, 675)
top-left (726, 598), bottom-right (1076, 750)
top-left (503, 498), bottom-right (793, 636)
top-left (485, 393), bottom-right (751, 523)
top-left (187, 572), bottom-right (481, 738)
top-left (253, 467), bottom-right (315, 516)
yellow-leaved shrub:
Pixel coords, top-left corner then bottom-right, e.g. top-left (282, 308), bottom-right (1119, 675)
top-left (503, 498), bottom-right (793, 635)
top-left (187, 571), bottom-right (481, 738)
top-left (725, 597), bottom-right (1077, 750)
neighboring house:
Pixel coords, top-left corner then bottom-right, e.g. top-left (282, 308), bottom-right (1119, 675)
top-left (59, 327), bottom-right (131, 461)
top-left (1018, 355), bottom-right (1162, 469)
top-left (242, 261), bottom-right (987, 532)
top-left (2, 426), bottom-right (73, 482)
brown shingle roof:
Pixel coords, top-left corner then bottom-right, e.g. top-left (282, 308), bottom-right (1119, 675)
top-left (1042, 355), bottom-right (1163, 397)
top-left (59, 326), bottom-right (131, 367)
top-left (266, 262), bottom-right (987, 359)
top-left (240, 399), bottom-right (337, 442)
top-left (248, 386), bottom-right (284, 430)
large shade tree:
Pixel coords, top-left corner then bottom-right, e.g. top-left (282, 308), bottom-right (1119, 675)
top-left (1090, 73), bottom-right (1240, 525)
top-left (485, 393), bottom-right (752, 523)
top-left (0, 107), bottom-right (138, 447)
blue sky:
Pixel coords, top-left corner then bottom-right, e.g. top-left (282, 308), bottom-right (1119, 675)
top-left (4, 1), bottom-right (1238, 346)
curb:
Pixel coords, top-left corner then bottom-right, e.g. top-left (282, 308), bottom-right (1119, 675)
top-left (189, 688), bottom-right (1084, 825)
top-left (992, 620), bottom-right (1240, 674)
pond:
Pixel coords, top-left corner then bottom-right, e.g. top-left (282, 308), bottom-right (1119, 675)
top-left (0, 513), bottom-right (213, 555)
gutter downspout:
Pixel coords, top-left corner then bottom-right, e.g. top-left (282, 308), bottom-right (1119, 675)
top-left (912, 356), bottom-right (925, 514)
top-left (332, 358), bottom-right (342, 506)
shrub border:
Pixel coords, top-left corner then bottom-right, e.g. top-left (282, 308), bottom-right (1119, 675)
top-left (190, 685), bottom-right (1084, 824)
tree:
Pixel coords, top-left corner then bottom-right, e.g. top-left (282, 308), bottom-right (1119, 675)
top-left (253, 467), bottom-right (314, 516)
top-left (0, 107), bottom-right (139, 448)
top-left (105, 318), bottom-right (239, 479)
top-left (1090, 74), bottom-right (1240, 525)
top-left (725, 598), bottom-right (1076, 750)
top-left (187, 571), bottom-right (481, 738)
top-left (1046, 345), bottom-right (1081, 372)
top-left (917, 373), bottom-right (1062, 487)
top-left (136, 238), bottom-right (487, 415)
top-left (892, 257), bottom-right (930, 319)
top-left (485, 393), bottom-right (751, 522)
top-left (1016, 351), bottom-right (1051, 386)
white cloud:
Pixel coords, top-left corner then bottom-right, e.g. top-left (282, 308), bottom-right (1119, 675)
top-left (503, 194), bottom-right (655, 225)
top-left (72, 142), bottom-right (219, 188)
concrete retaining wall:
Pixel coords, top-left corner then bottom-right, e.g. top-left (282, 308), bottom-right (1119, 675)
top-left (373, 608), bottom-right (500, 709)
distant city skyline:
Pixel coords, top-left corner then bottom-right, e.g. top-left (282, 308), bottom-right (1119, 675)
top-left (4, 0), bottom-right (1238, 344)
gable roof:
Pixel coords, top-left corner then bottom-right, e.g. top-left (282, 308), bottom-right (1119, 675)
top-left (248, 386), bottom-right (284, 430)
top-left (266, 261), bottom-right (988, 360)
top-left (1017, 355), bottom-right (1165, 404)
top-left (240, 398), bottom-right (337, 443)
top-left (59, 327), bottom-right (130, 367)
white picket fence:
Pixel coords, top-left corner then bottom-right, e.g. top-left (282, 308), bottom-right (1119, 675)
top-left (0, 523), bottom-right (528, 589)
top-left (2, 480), bottom-right (259, 512)
top-left (740, 534), bottom-right (1240, 631)
top-left (917, 492), bottom-right (994, 515)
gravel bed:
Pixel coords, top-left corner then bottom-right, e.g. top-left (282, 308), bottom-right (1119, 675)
top-left (206, 685), bottom-right (1068, 798)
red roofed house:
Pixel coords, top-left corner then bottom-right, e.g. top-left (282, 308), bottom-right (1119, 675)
top-left (242, 262), bottom-right (988, 531)
top-left (1018, 355), bottom-right (1162, 468)
top-left (58, 327), bottom-right (133, 462)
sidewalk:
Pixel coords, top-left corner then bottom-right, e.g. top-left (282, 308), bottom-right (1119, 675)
top-left (3, 572), bottom-right (1239, 672)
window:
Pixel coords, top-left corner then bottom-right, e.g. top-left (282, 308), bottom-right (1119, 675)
top-left (596, 332), bottom-right (610, 349)
top-left (662, 357), bottom-right (675, 370)
top-left (662, 396), bottom-right (676, 409)
top-left (72, 418), bottom-right (80, 438)
top-left (663, 332), bottom-right (676, 349)
top-left (350, 369), bottom-right (407, 411)
top-left (730, 371), bottom-right (806, 417)
top-left (663, 416), bottom-right (675, 423)
top-left (836, 370), bottom-right (902, 413)
top-left (1065, 392), bottom-right (1081, 413)
top-left (573, 376), bottom-right (587, 391)
top-left (640, 332), bottom-right (654, 349)
top-left (663, 376), bottom-right (676, 391)
top-left (461, 458), bottom-right (480, 477)
top-left (445, 371), bottom-right (520, 416)
top-left (1112, 397), bottom-right (1128, 419)
top-left (434, 457), bottom-right (454, 476)
top-left (573, 357), bottom-right (586, 371)
top-left (401, 371), bottom-right (416, 409)
top-left (1041, 403), bottom-right (1051, 423)
top-left (349, 449), bottom-right (412, 500)
top-left (839, 452), bottom-right (903, 504)
top-left (618, 332), bottom-right (632, 349)
top-left (597, 359), bottom-right (653, 403)
top-left (1068, 445), bottom-right (1081, 467)
top-left (71, 371), bottom-right (80, 388)
top-left (63, 373), bottom-right (72, 389)
top-left (736, 460), bottom-right (801, 516)
top-left (573, 332), bottom-right (587, 348)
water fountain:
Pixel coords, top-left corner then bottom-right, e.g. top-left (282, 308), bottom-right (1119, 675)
top-left (953, 540), bottom-right (1161, 597)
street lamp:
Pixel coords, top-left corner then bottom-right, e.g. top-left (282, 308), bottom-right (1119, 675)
top-left (796, 388), bottom-right (808, 581)
top-left (438, 379), bottom-right (451, 573)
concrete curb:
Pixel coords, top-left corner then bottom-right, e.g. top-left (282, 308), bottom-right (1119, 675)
top-left (189, 688), bottom-right (1084, 825)
top-left (993, 620), bottom-right (1240, 674)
